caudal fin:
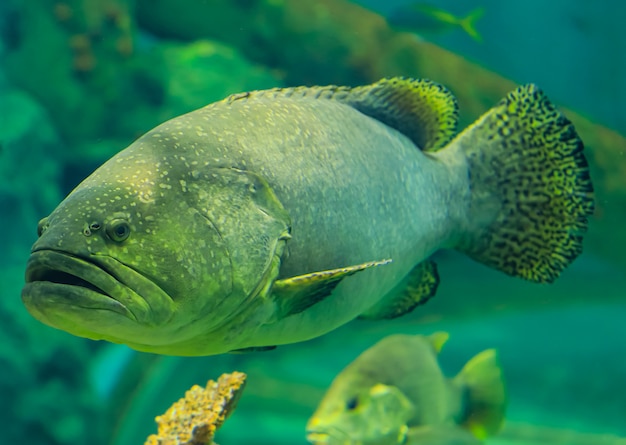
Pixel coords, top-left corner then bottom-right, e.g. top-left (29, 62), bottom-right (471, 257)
top-left (459, 7), bottom-right (485, 42)
top-left (455, 349), bottom-right (506, 439)
top-left (453, 84), bottom-right (594, 283)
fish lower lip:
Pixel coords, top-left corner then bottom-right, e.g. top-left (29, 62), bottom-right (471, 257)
top-left (22, 281), bottom-right (130, 317)
top-left (307, 432), bottom-right (330, 444)
top-left (307, 426), bottom-right (353, 444)
top-left (23, 249), bottom-right (133, 318)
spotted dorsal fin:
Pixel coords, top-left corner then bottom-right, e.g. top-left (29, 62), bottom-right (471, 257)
top-left (224, 77), bottom-right (459, 152)
top-left (342, 77), bottom-right (459, 152)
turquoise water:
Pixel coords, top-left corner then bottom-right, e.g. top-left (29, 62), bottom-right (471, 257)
top-left (1, 1), bottom-right (624, 444)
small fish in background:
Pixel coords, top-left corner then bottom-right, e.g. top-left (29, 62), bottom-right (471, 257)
top-left (388, 3), bottom-right (485, 42)
top-left (308, 383), bottom-right (414, 444)
top-left (307, 382), bottom-right (481, 444)
top-left (306, 333), bottom-right (506, 444)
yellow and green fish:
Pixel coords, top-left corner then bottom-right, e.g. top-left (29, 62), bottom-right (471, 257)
top-left (388, 4), bottom-right (485, 41)
top-left (21, 77), bottom-right (593, 355)
top-left (306, 333), bottom-right (506, 444)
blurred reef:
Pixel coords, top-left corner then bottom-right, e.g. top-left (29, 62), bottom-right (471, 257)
top-left (0, 0), bottom-right (625, 445)
top-left (144, 372), bottom-right (247, 445)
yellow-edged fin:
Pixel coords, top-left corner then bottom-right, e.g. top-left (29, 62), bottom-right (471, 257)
top-left (341, 78), bottom-right (459, 152)
top-left (454, 349), bottom-right (506, 439)
top-left (427, 331), bottom-right (449, 353)
top-left (223, 77), bottom-right (458, 152)
top-left (272, 259), bottom-right (391, 318)
top-left (358, 260), bottom-right (439, 320)
top-left (454, 84), bottom-right (594, 283)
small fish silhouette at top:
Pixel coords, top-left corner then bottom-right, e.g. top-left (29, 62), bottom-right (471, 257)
top-left (387, 3), bottom-right (485, 42)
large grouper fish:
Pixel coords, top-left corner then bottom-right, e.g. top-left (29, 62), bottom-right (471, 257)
top-left (21, 78), bottom-right (594, 355)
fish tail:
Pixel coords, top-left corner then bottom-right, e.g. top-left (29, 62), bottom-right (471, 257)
top-left (451, 84), bottom-right (594, 283)
top-left (459, 7), bottom-right (485, 41)
top-left (454, 349), bottom-right (506, 439)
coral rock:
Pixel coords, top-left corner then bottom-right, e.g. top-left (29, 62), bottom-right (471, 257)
top-left (145, 372), bottom-right (247, 445)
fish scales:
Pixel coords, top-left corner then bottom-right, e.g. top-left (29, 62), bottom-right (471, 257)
top-left (133, 97), bottom-right (464, 342)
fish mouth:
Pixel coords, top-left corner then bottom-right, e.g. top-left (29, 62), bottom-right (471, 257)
top-left (307, 432), bottom-right (331, 445)
top-left (307, 426), bottom-right (353, 445)
top-left (27, 261), bottom-right (111, 297)
top-left (22, 249), bottom-right (136, 320)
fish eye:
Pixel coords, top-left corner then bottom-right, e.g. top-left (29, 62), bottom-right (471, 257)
top-left (106, 219), bottom-right (130, 242)
top-left (37, 217), bottom-right (49, 237)
top-left (346, 396), bottom-right (359, 411)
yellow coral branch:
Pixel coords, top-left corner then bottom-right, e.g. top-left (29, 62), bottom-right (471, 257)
top-left (145, 371), bottom-right (247, 445)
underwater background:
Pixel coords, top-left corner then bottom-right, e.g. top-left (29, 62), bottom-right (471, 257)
top-left (0, 0), bottom-right (625, 444)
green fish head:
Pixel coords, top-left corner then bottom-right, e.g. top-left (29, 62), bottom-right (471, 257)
top-left (307, 383), bottom-right (414, 445)
top-left (22, 139), bottom-right (290, 355)
top-left (21, 143), bottom-right (290, 354)
top-left (21, 176), bottom-right (236, 349)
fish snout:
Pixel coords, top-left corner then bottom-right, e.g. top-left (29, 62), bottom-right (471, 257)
top-left (306, 419), bottom-right (353, 445)
top-left (306, 417), bottom-right (330, 443)
top-left (306, 432), bottom-right (330, 445)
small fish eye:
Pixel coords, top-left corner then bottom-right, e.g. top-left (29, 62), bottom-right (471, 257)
top-left (346, 396), bottom-right (359, 411)
top-left (106, 219), bottom-right (130, 242)
top-left (37, 217), bottom-right (49, 237)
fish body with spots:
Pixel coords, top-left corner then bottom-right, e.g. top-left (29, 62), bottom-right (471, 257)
top-left (21, 78), bottom-right (594, 355)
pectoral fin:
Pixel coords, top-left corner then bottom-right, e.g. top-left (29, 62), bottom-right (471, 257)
top-left (359, 260), bottom-right (439, 320)
top-left (273, 259), bottom-right (392, 318)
